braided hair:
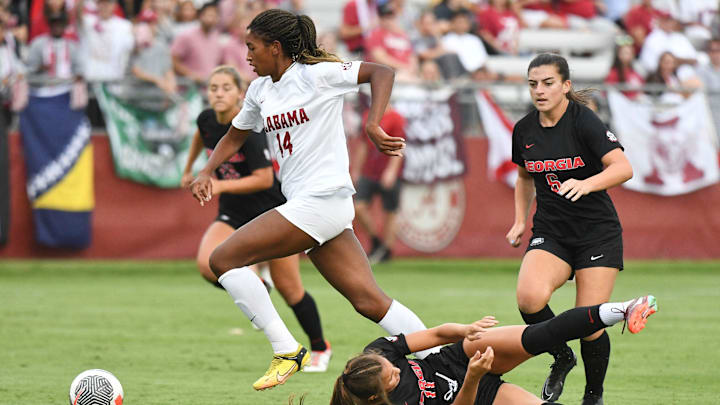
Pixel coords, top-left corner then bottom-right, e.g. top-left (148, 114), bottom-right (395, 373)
top-left (330, 353), bottom-right (391, 405)
top-left (248, 9), bottom-right (342, 65)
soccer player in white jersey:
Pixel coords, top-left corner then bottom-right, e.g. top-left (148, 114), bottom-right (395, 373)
top-left (190, 9), bottom-right (432, 391)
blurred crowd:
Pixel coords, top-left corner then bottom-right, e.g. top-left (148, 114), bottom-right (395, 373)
top-left (1, 0), bottom-right (720, 122)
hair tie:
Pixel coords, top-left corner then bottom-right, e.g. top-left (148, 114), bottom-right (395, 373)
top-left (341, 373), bottom-right (349, 385)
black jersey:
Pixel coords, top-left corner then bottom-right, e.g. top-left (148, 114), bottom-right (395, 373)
top-left (196, 109), bottom-right (286, 220)
top-left (365, 334), bottom-right (488, 405)
top-left (512, 101), bottom-right (623, 244)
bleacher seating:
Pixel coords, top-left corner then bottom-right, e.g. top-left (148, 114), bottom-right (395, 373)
top-left (486, 29), bottom-right (616, 83)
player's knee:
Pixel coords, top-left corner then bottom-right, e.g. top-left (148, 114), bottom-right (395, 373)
top-left (517, 288), bottom-right (552, 313)
top-left (350, 296), bottom-right (386, 322)
top-left (208, 247), bottom-right (238, 277)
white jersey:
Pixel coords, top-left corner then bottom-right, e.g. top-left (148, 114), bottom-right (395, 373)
top-left (232, 61), bottom-right (361, 199)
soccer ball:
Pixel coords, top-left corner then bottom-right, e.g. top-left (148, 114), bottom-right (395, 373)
top-left (68, 369), bottom-right (124, 405)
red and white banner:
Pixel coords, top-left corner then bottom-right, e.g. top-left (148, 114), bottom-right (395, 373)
top-left (475, 90), bottom-right (517, 187)
top-left (608, 91), bottom-right (719, 196)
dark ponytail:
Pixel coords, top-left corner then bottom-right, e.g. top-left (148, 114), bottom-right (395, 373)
top-left (248, 9), bottom-right (342, 65)
top-left (528, 53), bottom-right (595, 106)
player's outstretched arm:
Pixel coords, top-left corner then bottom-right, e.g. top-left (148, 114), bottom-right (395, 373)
top-left (190, 126), bottom-right (251, 205)
top-left (357, 62), bottom-right (405, 156)
top-left (181, 129), bottom-right (204, 188)
top-left (404, 317), bottom-right (498, 353)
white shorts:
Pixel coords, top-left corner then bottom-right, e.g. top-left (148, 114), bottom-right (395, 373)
top-left (275, 192), bottom-right (355, 246)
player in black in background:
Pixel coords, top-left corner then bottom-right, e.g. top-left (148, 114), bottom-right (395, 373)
top-left (329, 295), bottom-right (656, 405)
top-left (505, 54), bottom-right (634, 405)
top-left (182, 66), bottom-right (332, 373)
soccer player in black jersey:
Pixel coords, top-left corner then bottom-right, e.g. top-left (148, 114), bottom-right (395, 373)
top-left (505, 54), bottom-right (634, 405)
top-left (329, 295), bottom-right (656, 405)
top-left (181, 66), bottom-right (332, 372)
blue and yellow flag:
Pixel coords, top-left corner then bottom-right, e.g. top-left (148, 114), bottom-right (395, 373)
top-left (19, 91), bottom-right (94, 248)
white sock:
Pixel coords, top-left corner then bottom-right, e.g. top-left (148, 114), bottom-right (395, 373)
top-left (218, 267), bottom-right (299, 354)
top-left (599, 298), bottom-right (637, 326)
top-left (378, 300), bottom-right (440, 359)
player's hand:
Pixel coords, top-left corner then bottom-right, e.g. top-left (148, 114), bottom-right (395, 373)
top-left (558, 178), bottom-right (593, 202)
top-left (181, 172), bottom-right (194, 189)
top-left (465, 316), bottom-right (498, 341)
top-left (366, 123), bottom-right (405, 157)
top-left (466, 347), bottom-right (494, 380)
top-left (505, 222), bottom-right (525, 248)
top-left (190, 172), bottom-right (213, 206)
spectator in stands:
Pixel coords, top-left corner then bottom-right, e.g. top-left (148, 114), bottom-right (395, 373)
top-left (412, 9), bottom-right (465, 79)
top-left (696, 38), bottom-right (720, 141)
top-left (556, 0), bottom-right (616, 32)
top-left (432, 0), bottom-right (473, 33)
top-left (602, 0), bottom-right (631, 27)
top-left (364, 0), bottom-right (418, 82)
top-left (29, 0), bottom-right (76, 42)
top-left (340, 0), bottom-right (378, 55)
top-left (76, 0), bottom-right (134, 82)
top-left (0, 12), bottom-right (25, 113)
top-left (26, 10), bottom-right (83, 98)
top-left (442, 9), bottom-right (494, 81)
top-left (131, 9), bottom-right (177, 98)
top-left (639, 11), bottom-right (698, 74)
top-left (148, 0), bottom-right (177, 44)
top-left (605, 34), bottom-right (645, 100)
top-left (646, 51), bottom-right (702, 104)
top-left (670, 0), bottom-right (717, 50)
top-left (623, 0), bottom-right (666, 54)
top-left (517, 0), bottom-right (567, 30)
top-left (419, 58), bottom-right (443, 83)
top-left (475, 0), bottom-right (523, 55)
top-left (174, 0), bottom-right (198, 35)
top-left (171, 1), bottom-right (225, 85)
top-left (0, 0), bottom-right (27, 43)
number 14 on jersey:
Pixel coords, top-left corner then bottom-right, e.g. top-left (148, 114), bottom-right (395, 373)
top-left (276, 131), bottom-right (293, 158)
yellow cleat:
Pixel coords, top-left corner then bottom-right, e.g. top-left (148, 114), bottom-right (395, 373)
top-left (252, 345), bottom-right (310, 391)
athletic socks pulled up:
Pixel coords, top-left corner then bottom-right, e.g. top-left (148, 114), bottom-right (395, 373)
top-left (290, 292), bottom-right (327, 352)
top-left (218, 267), bottom-right (299, 354)
top-left (581, 331), bottom-right (610, 398)
top-left (378, 299), bottom-right (439, 359)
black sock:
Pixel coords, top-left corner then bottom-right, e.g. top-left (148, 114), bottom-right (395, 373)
top-left (581, 331), bottom-right (610, 397)
top-left (371, 236), bottom-right (382, 251)
top-left (520, 304), bottom-right (555, 324)
top-left (291, 292), bottom-right (327, 352)
top-left (521, 305), bottom-right (605, 355)
top-left (212, 280), bottom-right (224, 290)
top-left (520, 305), bottom-right (570, 358)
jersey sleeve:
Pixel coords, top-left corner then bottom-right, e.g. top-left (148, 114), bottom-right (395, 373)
top-left (577, 107), bottom-right (623, 159)
top-left (241, 131), bottom-right (273, 172)
top-left (511, 122), bottom-right (524, 166)
top-left (313, 61), bottom-right (361, 97)
top-left (231, 80), bottom-right (264, 132)
top-left (363, 334), bottom-right (411, 363)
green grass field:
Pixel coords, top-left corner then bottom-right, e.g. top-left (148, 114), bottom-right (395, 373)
top-left (1, 259), bottom-right (718, 405)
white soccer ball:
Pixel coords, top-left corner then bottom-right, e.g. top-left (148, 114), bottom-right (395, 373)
top-left (69, 369), bottom-right (124, 405)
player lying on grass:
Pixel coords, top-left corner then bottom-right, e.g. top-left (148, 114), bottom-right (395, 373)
top-left (331, 295), bottom-right (657, 405)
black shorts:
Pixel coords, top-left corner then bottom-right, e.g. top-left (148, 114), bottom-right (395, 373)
top-left (215, 208), bottom-right (256, 230)
top-left (425, 341), bottom-right (505, 405)
top-left (526, 233), bottom-right (624, 275)
top-left (355, 176), bottom-right (401, 212)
